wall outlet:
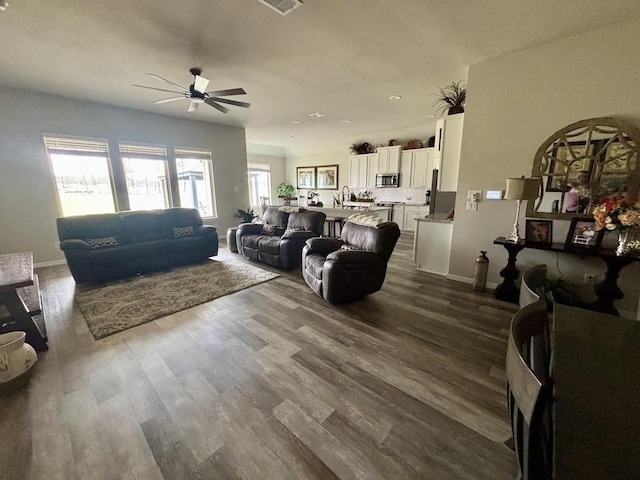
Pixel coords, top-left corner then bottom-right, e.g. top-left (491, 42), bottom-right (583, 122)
top-left (466, 200), bottom-right (478, 211)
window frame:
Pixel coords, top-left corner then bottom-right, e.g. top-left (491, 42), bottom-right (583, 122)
top-left (119, 142), bottom-right (173, 211)
top-left (174, 147), bottom-right (217, 219)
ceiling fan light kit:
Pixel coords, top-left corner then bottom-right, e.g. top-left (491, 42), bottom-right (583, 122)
top-left (133, 68), bottom-right (250, 114)
top-left (257, 0), bottom-right (303, 16)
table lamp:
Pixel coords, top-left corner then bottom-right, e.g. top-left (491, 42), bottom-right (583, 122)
top-left (504, 176), bottom-right (539, 243)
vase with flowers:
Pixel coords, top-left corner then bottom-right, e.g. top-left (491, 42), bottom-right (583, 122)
top-left (593, 197), bottom-right (640, 256)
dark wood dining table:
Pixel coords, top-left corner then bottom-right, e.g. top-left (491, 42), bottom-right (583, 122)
top-left (553, 304), bottom-right (640, 479)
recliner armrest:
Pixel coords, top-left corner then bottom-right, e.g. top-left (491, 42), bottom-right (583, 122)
top-left (195, 224), bottom-right (217, 235)
top-left (326, 250), bottom-right (382, 264)
top-left (282, 230), bottom-right (318, 241)
top-left (59, 239), bottom-right (91, 250)
top-left (305, 237), bottom-right (343, 256)
top-left (236, 223), bottom-right (264, 236)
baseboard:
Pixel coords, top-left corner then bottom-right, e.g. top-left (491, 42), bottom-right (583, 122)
top-left (446, 273), bottom-right (498, 289)
top-left (35, 259), bottom-right (67, 268)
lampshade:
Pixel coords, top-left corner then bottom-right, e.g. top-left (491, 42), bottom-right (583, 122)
top-left (504, 177), bottom-right (539, 201)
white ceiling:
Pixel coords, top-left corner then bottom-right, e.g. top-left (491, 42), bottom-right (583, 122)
top-left (2, 0), bottom-right (639, 156)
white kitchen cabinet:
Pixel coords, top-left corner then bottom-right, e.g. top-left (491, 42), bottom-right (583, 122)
top-left (402, 205), bottom-right (429, 233)
top-left (433, 114), bottom-right (464, 192)
top-left (400, 148), bottom-right (434, 188)
top-left (349, 154), bottom-right (377, 188)
top-left (376, 145), bottom-right (402, 173)
top-left (413, 219), bottom-right (453, 275)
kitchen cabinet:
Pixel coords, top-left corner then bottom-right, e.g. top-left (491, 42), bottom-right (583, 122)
top-left (349, 154), bottom-right (377, 189)
top-left (392, 205), bottom-right (404, 230)
top-left (400, 148), bottom-right (434, 188)
top-left (375, 145), bottom-right (402, 173)
top-left (433, 114), bottom-right (464, 192)
top-left (399, 205), bottom-right (429, 233)
top-left (413, 218), bottom-right (453, 275)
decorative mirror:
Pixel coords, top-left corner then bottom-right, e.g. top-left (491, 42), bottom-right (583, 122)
top-left (527, 117), bottom-right (640, 219)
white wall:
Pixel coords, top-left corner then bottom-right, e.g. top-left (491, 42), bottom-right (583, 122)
top-left (0, 85), bottom-right (249, 264)
top-left (451, 18), bottom-right (640, 317)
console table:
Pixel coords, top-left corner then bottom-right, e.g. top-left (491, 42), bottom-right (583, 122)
top-left (0, 252), bottom-right (48, 351)
top-left (493, 236), bottom-right (638, 315)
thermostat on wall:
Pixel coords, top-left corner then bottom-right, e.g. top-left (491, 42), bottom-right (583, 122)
top-left (486, 190), bottom-right (504, 200)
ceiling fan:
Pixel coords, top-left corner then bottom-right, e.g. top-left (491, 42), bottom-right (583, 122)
top-left (133, 68), bottom-right (250, 113)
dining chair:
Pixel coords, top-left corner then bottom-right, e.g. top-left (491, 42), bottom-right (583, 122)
top-left (506, 299), bottom-right (553, 480)
top-left (519, 264), bottom-right (547, 308)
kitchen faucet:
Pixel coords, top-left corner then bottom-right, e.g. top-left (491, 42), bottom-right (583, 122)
top-left (341, 185), bottom-right (350, 206)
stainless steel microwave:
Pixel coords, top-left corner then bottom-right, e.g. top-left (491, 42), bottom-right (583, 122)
top-left (375, 173), bottom-right (399, 188)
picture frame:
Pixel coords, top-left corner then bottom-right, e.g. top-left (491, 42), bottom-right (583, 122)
top-left (525, 219), bottom-right (553, 245)
top-left (296, 166), bottom-right (316, 189)
top-left (564, 218), bottom-right (603, 252)
top-left (315, 164), bottom-right (339, 190)
top-left (545, 140), bottom-right (596, 193)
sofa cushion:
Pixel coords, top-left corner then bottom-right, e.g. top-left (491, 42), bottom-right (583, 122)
top-left (86, 236), bottom-right (119, 249)
top-left (120, 210), bottom-right (169, 243)
top-left (262, 207), bottom-right (290, 228)
top-left (304, 253), bottom-right (325, 280)
top-left (57, 213), bottom-right (127, 245)
top-left (241, 234), bottom-right (264, 249)
top-left (258, 235), bottom-right (282, 255)
top-left (288, 210), bottom-right (325, 235)
top-left (172, 226), bottom-right (195, 238)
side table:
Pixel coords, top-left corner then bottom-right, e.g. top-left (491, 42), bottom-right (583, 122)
top-left (493, 237), bottom-right (525, 303)
top-left (227, 227), bottom-right (239, 253)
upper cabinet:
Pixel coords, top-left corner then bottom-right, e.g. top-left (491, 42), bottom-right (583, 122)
top-left (375, 145), bottom-right (402, 173)
top-left (349, 153), bottom-right (377, 189)
top-left (433, 114), bottom-right (464, 192)
top-left (400, 148), bottom-right (434, 188)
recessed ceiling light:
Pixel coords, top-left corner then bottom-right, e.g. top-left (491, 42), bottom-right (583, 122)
top-left (291, 120), bottom-right (300, 124)
top-left (389, 95), bottom-right (402, 100)
top-left (342, 120), bottom-right (352, 124)
top-left (309, 112), bottom-right (326, 118)
top-left (253, 136), bottom-right (259, 139)
top-left (334, 131), bottom-right (342, 135)
top-left (425, 114), bottom-right (434, 118)
top-left (289, 135), bottom-right (296, 138)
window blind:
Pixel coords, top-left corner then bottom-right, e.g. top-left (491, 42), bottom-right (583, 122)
top-left (174, 148), bottom-right (212, 160)
top-left (248, 163), bottom-right (271, 171)
top-left (119, 143), bottom-right (167, 160)
top-left (43, 136), bottom-right (110, 157)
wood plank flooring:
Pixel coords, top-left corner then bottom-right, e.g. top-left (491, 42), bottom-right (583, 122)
top-left (0, 234), bottom-right (519, 479)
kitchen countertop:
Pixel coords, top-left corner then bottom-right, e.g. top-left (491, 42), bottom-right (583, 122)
top-left (305, 205), bottom-right (392, 212)
top-left (416, 215), bottom-right (453, 224)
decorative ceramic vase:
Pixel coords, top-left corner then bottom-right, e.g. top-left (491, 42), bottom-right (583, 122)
top-left (616, 228), bottom-right (640, 257)
top-left (473, 251), bottom-right (489, 292)
top-left (0, 332), bottom-right (37, 385)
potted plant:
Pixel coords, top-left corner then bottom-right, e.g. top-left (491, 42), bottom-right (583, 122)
top-left (234, 208), bottom-right (259, 223)
top-left (433, 80), bottom-right (466, 115)
top-left (277, 183), bottom-right (296, 199)
top-left (349, 142), bottom-right (374, 155)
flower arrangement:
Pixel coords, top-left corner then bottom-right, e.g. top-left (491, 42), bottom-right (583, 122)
top-left (593, 197), bottom-right (640, 231)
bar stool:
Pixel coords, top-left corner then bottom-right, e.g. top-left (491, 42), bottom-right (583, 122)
top-left (324, 216), bottom-right (346, 237)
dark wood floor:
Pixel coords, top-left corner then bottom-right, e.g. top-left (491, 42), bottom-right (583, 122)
top-left (0, 234), bottom-right (519, 480)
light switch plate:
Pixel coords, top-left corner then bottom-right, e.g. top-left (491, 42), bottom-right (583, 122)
top-left (486, 190), bottom-right (504, 200)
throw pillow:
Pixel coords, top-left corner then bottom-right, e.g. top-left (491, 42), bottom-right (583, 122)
top-left (172, 226), bottom-right (195, 238)
top-left (86, 236), bottom-right (119, 249)
top-left (340, 243), bottom-right (361, 251)
top-left (282, 227), bottom-right (304, 238)
top-left (261, 224), bottom-right (277, 236)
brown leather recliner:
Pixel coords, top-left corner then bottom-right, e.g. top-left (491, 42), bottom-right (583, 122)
top-left (302, 220), bottom-right (400, 303)
top-left (236, 207), bottom-right (326, 270)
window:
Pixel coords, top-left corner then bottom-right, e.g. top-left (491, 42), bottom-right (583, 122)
top-left (247, 163), bottom-right (271, 211)
top-left (120, 143), bottom-right (171, 211)
top-left (44, 136), bottom-right (116, 216)
top-left (175, 148), bottom-right (217, 217)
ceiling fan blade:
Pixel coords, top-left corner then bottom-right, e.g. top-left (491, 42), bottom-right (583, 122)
top-left (209, 97), bottom-right (251, 108)
top-left (193, 75), bottom-right (210, 93)
top-left (188, 102), bottom-right (199, 113)
top-left (146, 73), bottom-right (187, 91)
top-left (133, 84), bottom-right (187, 94)
top-left (205, 98), bottom-right (230, 113)
top-left (154, 97), bottom-right (187, 104)
top-left (204, 88), bottom-right (246, 97)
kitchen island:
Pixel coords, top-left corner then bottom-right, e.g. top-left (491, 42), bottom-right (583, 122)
top-left (304, 205), bottom-right (393, 236)
top-left (413, 216), bottom-right (454, 275)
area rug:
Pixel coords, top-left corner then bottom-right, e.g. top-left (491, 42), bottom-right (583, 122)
top-left (75, 258), bottom-right (279, 340)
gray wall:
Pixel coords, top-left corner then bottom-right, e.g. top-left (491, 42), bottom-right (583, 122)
top-left (0, 85), bottom-right (249, 264)
top-left (451, 18), bottom-right (640, 317)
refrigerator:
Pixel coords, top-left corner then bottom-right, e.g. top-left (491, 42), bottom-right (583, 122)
top-left (429, 169), bottom-right (457, 217)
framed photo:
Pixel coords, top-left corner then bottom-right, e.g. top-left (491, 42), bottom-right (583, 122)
top-left (564, 218), bottom-right (603, 252)
top-left (296, 166), bottom-right (316, 189)
top-left (525, 219), bottom-right (553, 245)
top-left (545, 141), bottom-right (595, 192)
top-left (315, 164), bottom-right (339, 190)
